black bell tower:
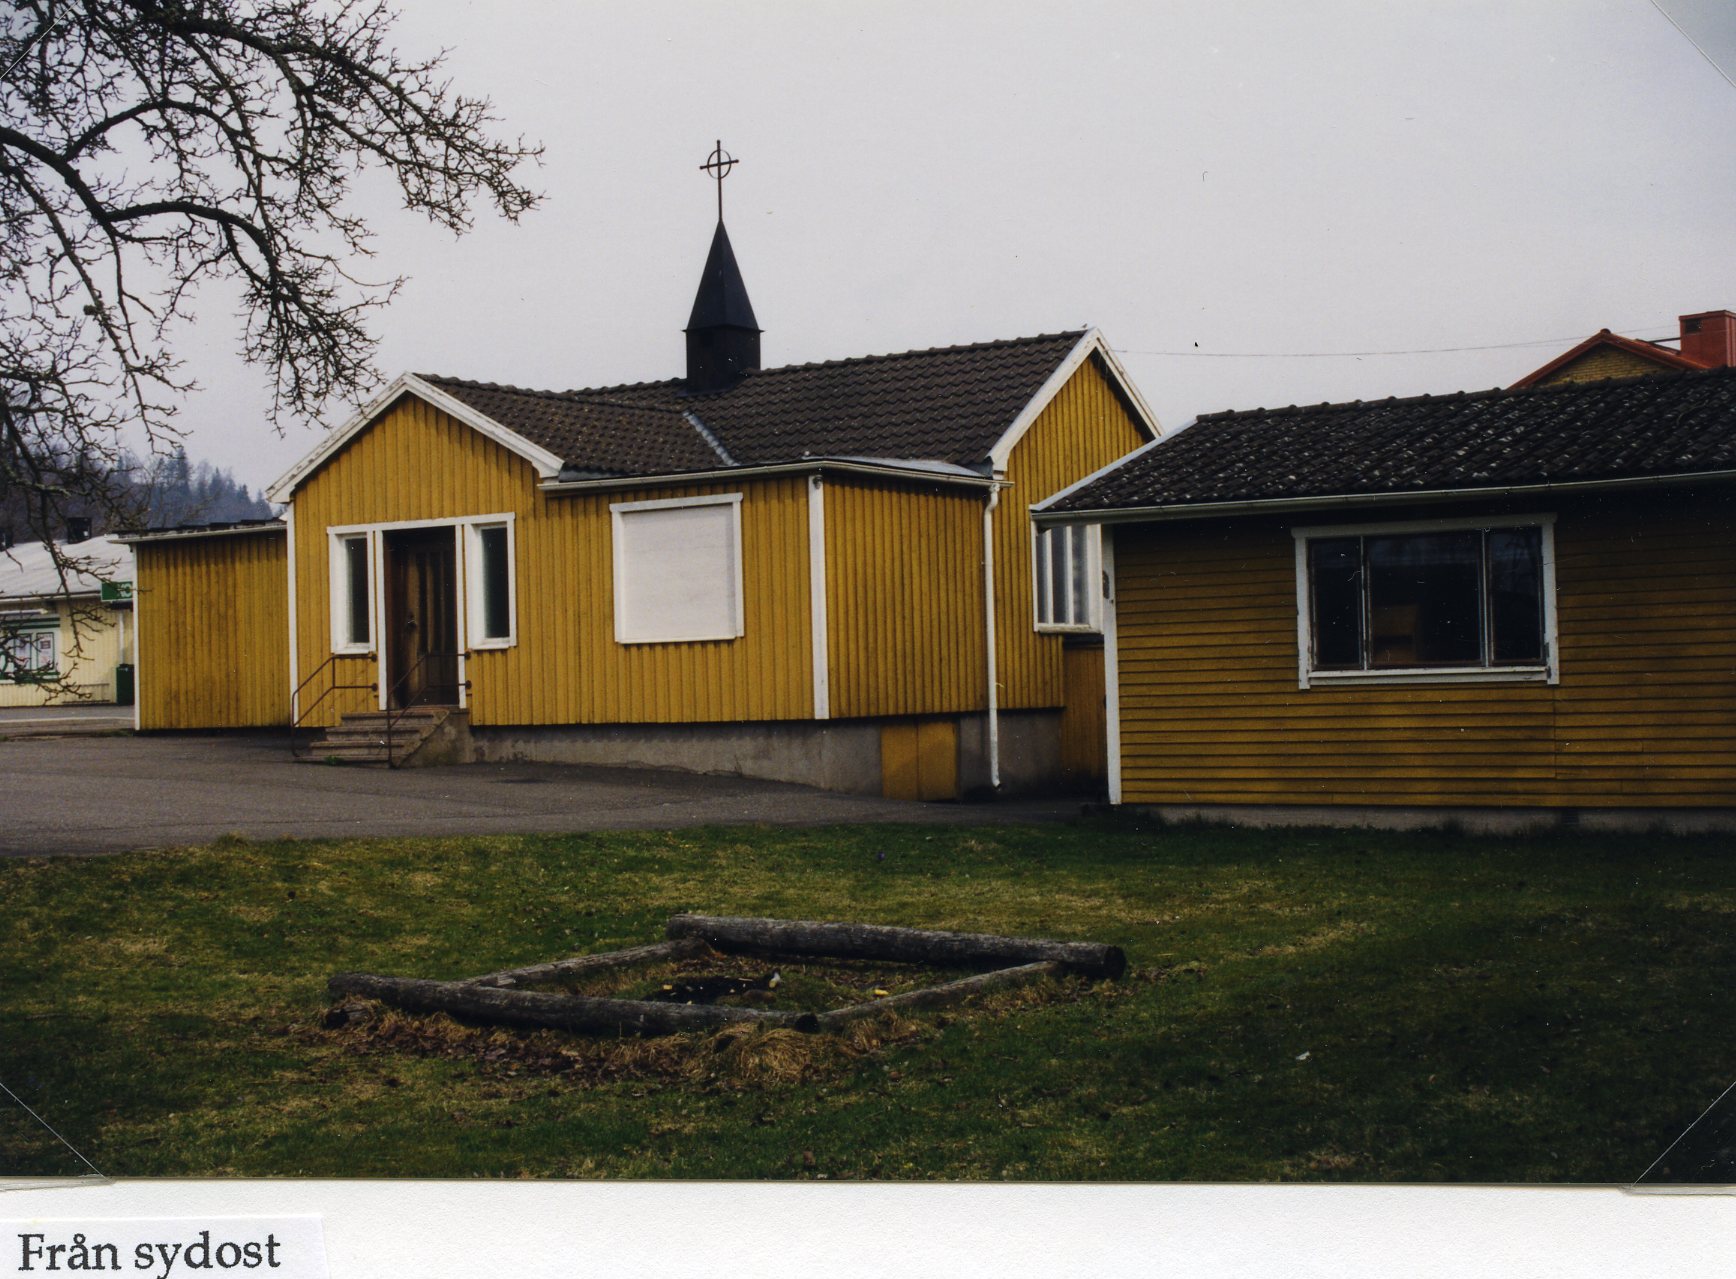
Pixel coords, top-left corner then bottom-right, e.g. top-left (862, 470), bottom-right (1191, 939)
top-left (684, 143), bottom-right (761, 393)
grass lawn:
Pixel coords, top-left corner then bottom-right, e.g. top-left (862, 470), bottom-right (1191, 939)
top-left (2, 818), bottom-right (1732, 1181)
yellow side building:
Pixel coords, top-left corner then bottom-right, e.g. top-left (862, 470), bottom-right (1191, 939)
top-left (1037, 364), bottom-right (1736, 828)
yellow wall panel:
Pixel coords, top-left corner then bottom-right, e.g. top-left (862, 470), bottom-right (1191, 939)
top-left (1112, 492), bottom-right (1736, 809)
top-left (824, 477), bottom-right (987, 719)
top-left (137, 532), bottom-right (290, 729)
top-left (289, 394), bottom-right (811, 728)
top-left (1536, 348), bottom-right (1672, 386)
top-left (995, 354), bottom-right (1150, 710)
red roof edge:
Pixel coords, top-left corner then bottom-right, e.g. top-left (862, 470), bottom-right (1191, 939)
top-left (1510, 328), bottom-right (1710, 389)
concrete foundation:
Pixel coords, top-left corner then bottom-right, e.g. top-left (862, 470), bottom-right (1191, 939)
top-left (1115, 802), bottom-right (1736, 836)
top-left (472, 708), bottom-right (1076, 799)
top-left (472, 719), bottom-right (886, 794)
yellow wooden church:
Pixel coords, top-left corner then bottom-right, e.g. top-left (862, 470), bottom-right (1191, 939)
top-left (126, 214), bottom-right (1158, 799)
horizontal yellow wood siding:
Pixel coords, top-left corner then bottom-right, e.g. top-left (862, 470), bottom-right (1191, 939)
top-left (291, 394), bottom-right (811, 728)
top-left (1112, 492), bottom-right (1736, 808)
top-left (137, 533), bottom-right (290, 729)
top-left (824, 477), bottom-right (987, 719)
top-left (996, 354), bottom-right (1150, 709)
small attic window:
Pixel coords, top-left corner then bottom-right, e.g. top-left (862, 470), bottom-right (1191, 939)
top-left (610, 495), bottom-right (744, 644)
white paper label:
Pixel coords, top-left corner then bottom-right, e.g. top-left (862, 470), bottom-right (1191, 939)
top-left (1, 1218), bottom-right (326, 1279)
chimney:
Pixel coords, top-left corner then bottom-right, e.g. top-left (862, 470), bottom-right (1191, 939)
top-left (684, 220), bottom-right (761, 393)
top-left (1679, 310), bottom-right (1736, 369)
top-left (66, 515), bottom-right (92, 543)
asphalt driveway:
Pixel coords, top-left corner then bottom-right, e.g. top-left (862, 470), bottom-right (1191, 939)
top-left (0, 730), bottom-right (1080, 856)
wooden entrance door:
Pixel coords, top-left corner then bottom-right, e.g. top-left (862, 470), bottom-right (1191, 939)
top-left (385, 527), bottom-right (460, 707)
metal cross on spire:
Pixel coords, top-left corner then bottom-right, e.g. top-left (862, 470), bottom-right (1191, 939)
top-left (700, 140), bottom-right (738, 222)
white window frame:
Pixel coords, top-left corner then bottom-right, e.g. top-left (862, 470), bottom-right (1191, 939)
top-left (1291, 513), bottom-right (1558, 689)
top-left (1, 616), bottom-right (58, 682)
top-left (610, 493), bottom-right (745, 645)
top-left (465, 517), bottom-right (518, 650)
top-left (1032, 522), bottom-right (1103, 634)
top-left (328, 530), bottom-right (376, 655)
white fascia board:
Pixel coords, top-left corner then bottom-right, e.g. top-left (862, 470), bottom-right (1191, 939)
top-left (1030, 468), bottom-right (1736, 528)
top-left (986, 329), bottom-right (1163, 473)
top-left (1030, 434), bottom-right (1167, 515)
top-left (263, 373), bottom-right (566, 503)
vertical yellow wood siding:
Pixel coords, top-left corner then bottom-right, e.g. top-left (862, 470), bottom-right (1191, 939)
top-left (290, 394), bottom-right (811, 728)
top-left (995, 355), bottom-right (1150, 709)
top-left (137, 533), bottom-right (290, 729)
top-left (1058, 643), bottom-right (1107, 790)
top-left (823, 477), bottom-right (987, 719)
top-left (1112, 491), bottom-right (1736, 808)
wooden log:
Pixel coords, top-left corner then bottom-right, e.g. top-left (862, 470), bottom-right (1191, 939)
top-left (327, 971), bottom-right (820, 1036)
top-left (666, 914), bottom-right (1127, 979)
top-left (815, 961), bottom-right (1064, 1029)
top-left (464, 937), bottom-right (709, 989)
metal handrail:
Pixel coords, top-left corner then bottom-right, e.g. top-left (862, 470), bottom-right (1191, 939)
top-left (289, 648), bottom-right (463, 765)
top-left (380, 649), bottom-right (462, 767)
top-left (288, 651), bottom-right (376, 760)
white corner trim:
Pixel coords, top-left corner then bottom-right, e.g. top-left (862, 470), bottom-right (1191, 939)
top-left (983, 486), bottom-right (1001, 790)
top-left (807, 475), bottom-right (829, 720)
top-left (286, 504), bottom-right (300, 721)
top-left (986, 329), bottom-right (1163, 473)
top-left (1102, 529), bottom-right (1122, 805)
top-left (264, 373), bottom-right (566, 503)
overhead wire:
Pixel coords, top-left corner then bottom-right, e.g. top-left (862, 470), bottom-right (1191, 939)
top-left (1110, 328), bottom-right (1679, 360)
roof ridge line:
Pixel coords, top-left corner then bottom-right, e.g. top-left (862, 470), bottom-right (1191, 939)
top-left (1192, 361), bottom-right (1736, 423)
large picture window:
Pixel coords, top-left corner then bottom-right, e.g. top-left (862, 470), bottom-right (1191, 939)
top-left (611, 494), bottom-right (744, 644)
top-left (1294, 517), bottom-right (1555, 685)
top-left (1034, 523), bottom-right (1102, 632)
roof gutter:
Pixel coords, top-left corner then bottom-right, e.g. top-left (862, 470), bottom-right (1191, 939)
top-left (539, 458), bottom-right (997, 495)
top-left (115, 522), bottom-right (288, 545)
top-left (1031, 467), bottom-right (1736, 528)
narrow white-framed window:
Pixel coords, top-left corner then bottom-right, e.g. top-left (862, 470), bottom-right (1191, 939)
top-left (611, 493), bottom-right (744, 644)
top-left (466, 519), bottom-right (517, 648)
top-left (329, 531), bottom-right (374, 653)
top-left (1033, 522), bottom-right (1102, 633)
top-left (1292, 513), bottom-right (1557, 687)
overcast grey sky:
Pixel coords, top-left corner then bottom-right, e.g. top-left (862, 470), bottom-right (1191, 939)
top-left (167, 0), bottom-right (1736, 491)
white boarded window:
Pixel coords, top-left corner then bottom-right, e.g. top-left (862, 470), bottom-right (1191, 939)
top-left (611, 494), bottom-right (744, 644)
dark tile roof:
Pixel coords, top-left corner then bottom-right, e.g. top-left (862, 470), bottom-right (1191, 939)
top-left (422, 379), bottom-right (727, 476)
top-left (1048, 365), bottom-right (1736, 515)
top-left (419, 330), bottom-right (1086, 477)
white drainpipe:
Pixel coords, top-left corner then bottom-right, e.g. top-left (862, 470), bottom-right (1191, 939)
top-left (983, 484), bottom-right (1001, 790)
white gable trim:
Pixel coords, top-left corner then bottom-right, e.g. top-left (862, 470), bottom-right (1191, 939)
top-left (985, 329), bottom-right (1162, 473)
top-left (265, 373), bottom-right (567, 503)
